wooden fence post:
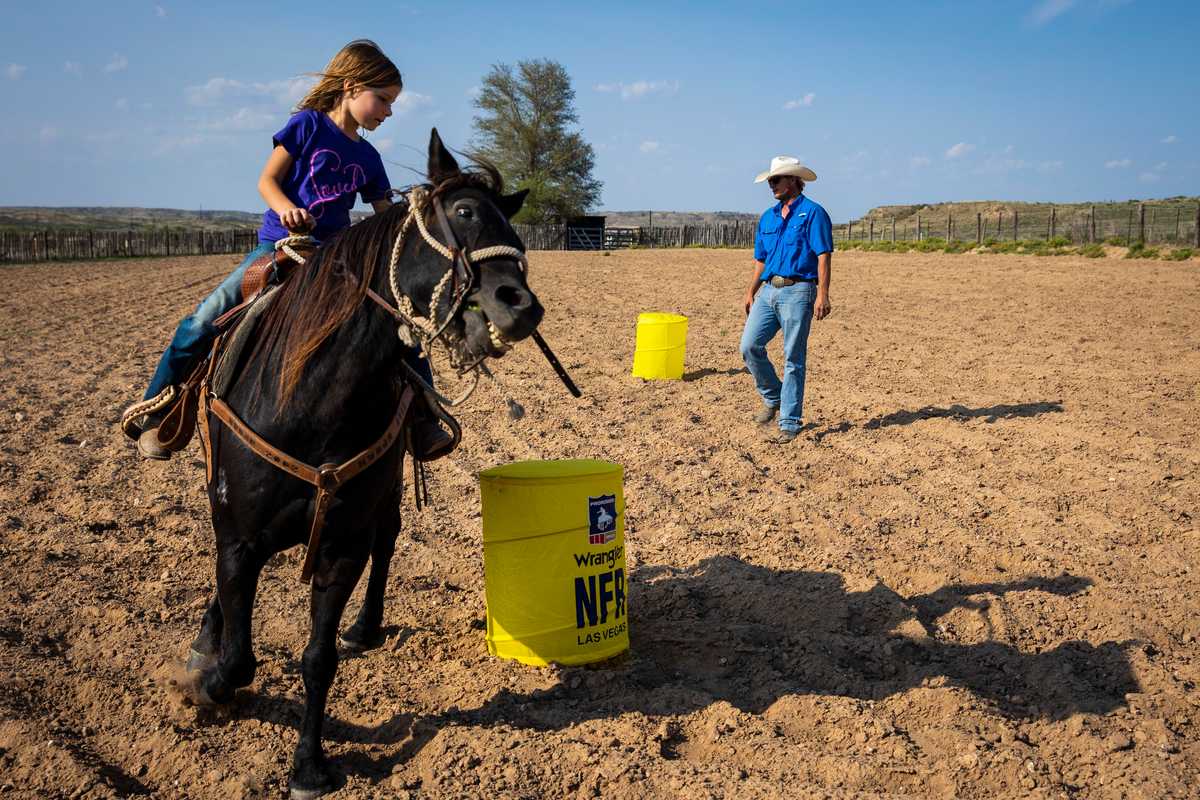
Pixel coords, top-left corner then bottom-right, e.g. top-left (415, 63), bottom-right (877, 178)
top-left (916, 214), bottom-right (921, 242)
top-left (1050, 207), bottom-right (1056, 240)
top-left (1013, 211), bottom-right (1019, 242)
top-left (1090, 206), bottom-right (1096, 243)
top-left (1126, 208), bottom-right (1134, 245)
top-left (1195, 204), bottom-right (1199, 247)
top-left (869, 219), bottom-right (874, 243)
top-left (976, 212), bottom-right (982, 244)
top-left (1174, 209), bottom-right (1181, 242)
top-left (891, 217), bottom-right (896, 243)
top-left (1138, 204), bottom-right (1145, 244)
top-left (948, 214), bottom-right (953, 241)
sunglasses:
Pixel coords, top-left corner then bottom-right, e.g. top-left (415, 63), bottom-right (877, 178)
top-left (767, 176), bottom-right (788, 186)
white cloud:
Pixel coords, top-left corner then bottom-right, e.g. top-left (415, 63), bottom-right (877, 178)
top-left (6, 63), bottom-right (27, 80)
top-left (1105, 158), bottom-right (1131, 168)
top-left (186, 76), bottom-right (312, 107)
top-left (203, 107), bottom-right (277, 132)
top-left (595, 79), bottom-right (679, 100)
top-left (104, 54), bottom-right (129, 73)
top-left (639, 140), bottom-right (660, 153)
top-left (1138, 171), bottom-right (1160, 183)
top-left (64, 61), bottom-right (82, 76)
top-left (1037, 160), bottom-right (1064, 172)
top-left (115, 98), bottom-right (129, 111)
top-left (909, 156), bottom-right (932, 168)
top-left (783, 93), bottom-right (816, 110)
top-left (1161, 135), bottom-right (1178, 144)
top-left (945, 142), bottom-right (975, 159)
top-left (1028, 0), bottom-right (1076, 26)
top-left (153, 133), bottom-right (205, 156)
top-left (155, 4), bottom-right (167, 16)
top-left (40, 126), bottom-right (58, 144)
top-left (1153, 161), bottom-right (1168, 171)
top-left (395, 91), bottom-right (432, 114)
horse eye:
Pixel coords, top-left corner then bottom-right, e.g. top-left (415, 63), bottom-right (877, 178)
top-left (456, 206), bottom-right (474, 219)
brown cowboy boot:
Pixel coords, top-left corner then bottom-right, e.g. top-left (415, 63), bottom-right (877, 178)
top-left (136, 410), bottom-right (172, 461)
top-left (407, 394), bottom-right (455, 462)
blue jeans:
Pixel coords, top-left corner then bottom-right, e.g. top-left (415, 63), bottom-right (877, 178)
top-left (145, 240), bottom-right (436, 400)
top-left (144, 242), bottom-right (274, 399)
top-left (739, 281), bottom-right (816, 433)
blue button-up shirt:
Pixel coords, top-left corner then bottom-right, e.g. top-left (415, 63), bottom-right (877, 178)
top-left (754, 194), bottom-right (833, 283)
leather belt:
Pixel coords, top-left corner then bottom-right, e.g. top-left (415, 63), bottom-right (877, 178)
top-left (768, 275), bottom-right (814, 288)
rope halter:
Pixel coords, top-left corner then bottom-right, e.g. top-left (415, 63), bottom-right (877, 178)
top-left (383, 184), bottom-right (527, 365)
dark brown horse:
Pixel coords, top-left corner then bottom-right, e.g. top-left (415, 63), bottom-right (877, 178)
top-left (182, 129), bottom-right (542, 799)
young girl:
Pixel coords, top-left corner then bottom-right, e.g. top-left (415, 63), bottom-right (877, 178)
top-left (129, 39), bottom-right (446, 460)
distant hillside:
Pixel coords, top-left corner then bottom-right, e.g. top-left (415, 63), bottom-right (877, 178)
top-left (0, 207), bottom-right (261, 232)
top-left (856, 196), bottom-right (1199, 225)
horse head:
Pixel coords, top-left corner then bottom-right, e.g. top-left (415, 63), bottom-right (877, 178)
top-left (393, 129), bottom-right (544, 369)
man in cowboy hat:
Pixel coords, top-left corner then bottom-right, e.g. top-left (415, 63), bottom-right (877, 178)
top-left (739, 155), bottom-right (833, 444)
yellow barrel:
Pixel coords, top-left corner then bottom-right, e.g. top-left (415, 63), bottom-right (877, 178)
top-left (479, 459), bottom-right (628, 666)
top-left (631, 312), bottom-right (688, 380)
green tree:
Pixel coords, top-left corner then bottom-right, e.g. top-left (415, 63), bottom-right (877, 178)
top-left (471, 59), bottom-right (602, 224)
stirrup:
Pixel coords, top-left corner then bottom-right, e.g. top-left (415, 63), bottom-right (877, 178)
top-left (121, 385), bottom-right (177, 440)
top-left (406, 389), bottom-right (461, 462)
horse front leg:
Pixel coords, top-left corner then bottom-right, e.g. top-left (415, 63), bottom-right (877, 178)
top-left (195, 541), bottom-right (266, 705)
top-left (339, 486), bottom-right (401, 652)
top-left (186, 593), bottom-right (222, 673)
top-left (290, 538), bottom-right (370, 800)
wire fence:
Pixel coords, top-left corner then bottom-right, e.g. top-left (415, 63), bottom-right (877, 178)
top-left (4, 202), bottom-right (1197, 264)
top-left (0, 228), bottom-right (260, 264)
top-left (839, 203), bottom-right (1200, 246)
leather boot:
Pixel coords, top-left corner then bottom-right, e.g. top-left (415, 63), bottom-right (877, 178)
top-left (408, 395), bottom-right (455, 462)
top-left (136, 411), bottom-right (172, 461)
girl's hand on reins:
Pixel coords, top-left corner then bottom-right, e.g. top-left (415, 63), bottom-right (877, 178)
top-left (281, 206), bottom-right (315, 233)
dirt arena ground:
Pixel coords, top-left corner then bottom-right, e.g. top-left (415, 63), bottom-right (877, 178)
top-left (0, 247), bottom-right (1198, 799)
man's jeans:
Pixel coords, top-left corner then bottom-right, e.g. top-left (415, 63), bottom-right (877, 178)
top-left (739, 281), bottom-right (815, 433)
top-left (144, 242), bottom-right (274, 400)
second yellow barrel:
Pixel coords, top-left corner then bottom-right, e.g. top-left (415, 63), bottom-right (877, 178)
top-left (631, 312), bottom-right (688, 380)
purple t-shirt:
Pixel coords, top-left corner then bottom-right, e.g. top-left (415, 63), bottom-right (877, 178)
top-left (258, 109), bottom-right (391, 244)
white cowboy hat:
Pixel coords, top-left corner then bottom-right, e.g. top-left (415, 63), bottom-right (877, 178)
top-left (754, 155), bottom-right (817, 184)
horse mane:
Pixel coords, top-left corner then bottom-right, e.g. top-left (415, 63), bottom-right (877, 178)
top-left (248, 160), bottom-right (505, 412)
top-left (248, 206), bottom-right (403, 410)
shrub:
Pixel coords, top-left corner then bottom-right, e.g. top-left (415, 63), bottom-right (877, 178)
top-left (943, 240), bottom-right (974, 254)
top-left (1104, 236), bottom-right (1126, 246)
top-left (1078, 243), bottom-right (1106, 258)
top-left (1047, 236), bottom-right (1072, 248)
top-left (1124, 243), bottom-right (1160, 259)
top-left (1163, 247), bottom-right (1194, 261)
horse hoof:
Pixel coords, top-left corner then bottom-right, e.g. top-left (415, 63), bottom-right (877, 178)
top-left (186, 648), bottom-right (217, 673)
top-left (338, 628), bottom-right (384, 653)
top-left (289, 782), bottom-right (335, 800)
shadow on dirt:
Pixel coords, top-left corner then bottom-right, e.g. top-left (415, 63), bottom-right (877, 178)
top-left (453, 556), bottom-right (1136, 732)
top-left (864, 401), bottom-right (1064, 429)
top-left (191, 556), bottom-right (1136, 786)
top-left (682, 367), bottom-right (746, 382)
top-left (806, 401), bottom-right (1065, 442)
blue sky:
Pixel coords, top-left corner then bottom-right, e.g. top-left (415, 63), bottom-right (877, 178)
top-left (1, 0), bottom-right (1195, 220)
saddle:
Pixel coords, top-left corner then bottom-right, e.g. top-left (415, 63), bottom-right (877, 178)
top-left (120, 243), bottom-right (313, 451)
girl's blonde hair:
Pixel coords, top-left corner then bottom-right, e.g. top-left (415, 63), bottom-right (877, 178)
top-left (297, 39), bottom-right (402, 112)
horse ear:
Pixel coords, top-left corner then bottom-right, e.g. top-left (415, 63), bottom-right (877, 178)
top-left (495, 188), bottom-right (529, 220)
top-left (427, 128), bottom-right (460, 183)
